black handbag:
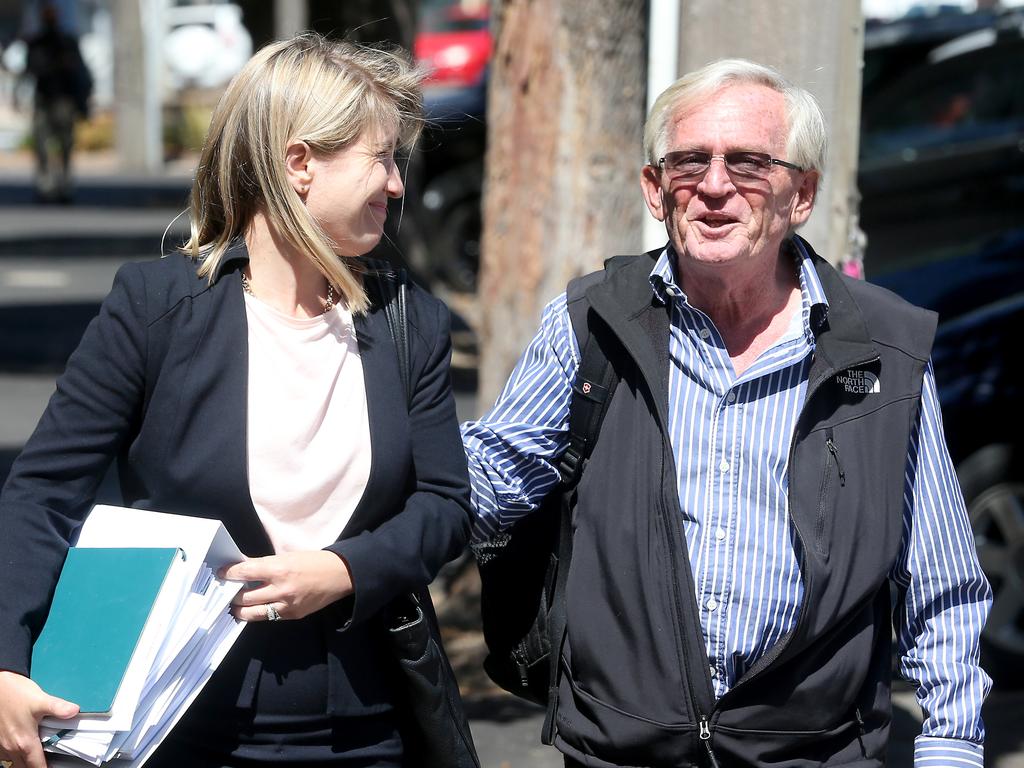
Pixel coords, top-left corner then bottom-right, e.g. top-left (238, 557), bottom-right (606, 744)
top-left (368, 262), bottom-right (480, 768)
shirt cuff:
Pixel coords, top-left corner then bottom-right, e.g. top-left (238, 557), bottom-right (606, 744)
top-left (467, 461), bottom-right (500, 540)
top-left (915, 736), bottom-right (984, 768)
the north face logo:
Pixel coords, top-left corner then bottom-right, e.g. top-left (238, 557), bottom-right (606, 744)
top-left (836, 369), bottom-right (880, 394)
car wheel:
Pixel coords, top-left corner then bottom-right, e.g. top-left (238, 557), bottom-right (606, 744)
top-left (439, 198), bottom-right (481, 293)
top-left (959, 443), bottom-right (1024, 688)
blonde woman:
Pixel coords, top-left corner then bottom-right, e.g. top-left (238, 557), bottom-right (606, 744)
top-left (0, 35), bottom-right (475, 768)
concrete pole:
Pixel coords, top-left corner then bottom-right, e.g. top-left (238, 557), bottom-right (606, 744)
top-left (643, 0), bottom-right (682, 252)
top-left (274, 0), bottom-right (309, 40)
top-left (664, 0), bottom-right (865, 268)
top-left (113, 0), bottom-right (163, 173)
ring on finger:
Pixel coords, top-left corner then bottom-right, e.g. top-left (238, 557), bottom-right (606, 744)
top-left (264, 604), bottom-right (282, 622)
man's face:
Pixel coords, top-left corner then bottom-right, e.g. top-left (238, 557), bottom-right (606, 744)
top-left (640, 83), bottom-right (818, 275)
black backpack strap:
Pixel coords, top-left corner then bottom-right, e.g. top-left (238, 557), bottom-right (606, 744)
top-left (541, 264), bottom-right (624, 743)
top-left (555, 329), bottom-right (619, 485)
top-left (559, 253), bottom-right (631, 485)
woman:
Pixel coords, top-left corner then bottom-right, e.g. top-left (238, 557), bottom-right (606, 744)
top-left (0, 34), bottom-right (475, 768)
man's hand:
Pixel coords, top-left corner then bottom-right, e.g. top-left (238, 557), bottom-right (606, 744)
top-left (222, 551), bottom-right (354, 623)
top-left (0, 670), bottom-right (79, 768)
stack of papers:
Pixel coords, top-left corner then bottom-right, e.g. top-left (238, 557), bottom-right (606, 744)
top-left (33, 505), bottom-right (247, 767)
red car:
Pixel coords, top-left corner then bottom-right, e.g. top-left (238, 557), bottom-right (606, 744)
top-left (414, 0), bottom-right (491, 120)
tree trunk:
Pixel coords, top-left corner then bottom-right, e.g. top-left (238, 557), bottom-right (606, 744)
top-left (477, 0), bottom-right (646, 406)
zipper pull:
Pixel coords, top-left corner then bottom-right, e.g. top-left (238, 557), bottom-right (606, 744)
top-left (826, 436), bottom-right (846, 486)
top-left (512, 647), bottom-right (529, 688)
top-left (699, 715), bottom-right (720, 768)
top-left (853, 706), bottom-right (868, 757)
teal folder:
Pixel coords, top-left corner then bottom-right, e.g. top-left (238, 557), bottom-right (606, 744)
top-left (31, 547), bottom-right (181, 715)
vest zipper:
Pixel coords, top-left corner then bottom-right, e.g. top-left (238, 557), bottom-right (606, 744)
top-left (583, 303), bottom-right (719, 760)
top-left (513, 643), bottom-right (530, 689)
top-left (657, 458), bottom-right (716, 763)
top-left (854, 706), bottom-right (868, 756)
top-left (714, 353), bottom-right (879, 703)
top-left (825, 431), bottom-right (845, 486)
top-left (815, 427), bottom-right (845, 554)
top-left (699, 715), bottom-right (720, 768)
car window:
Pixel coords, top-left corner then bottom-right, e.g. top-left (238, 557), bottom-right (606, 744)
top-left (419, 0), bottom-right (489, 33)
top-left (861, 39), bottom-right (1024, 158)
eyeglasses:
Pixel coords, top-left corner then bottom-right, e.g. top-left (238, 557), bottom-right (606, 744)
top-left (657, 150), bottom-right (804, 181)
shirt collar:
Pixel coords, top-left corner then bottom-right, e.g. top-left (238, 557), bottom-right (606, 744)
top-left (648, 238), bottom-right (830, 341)
top-left (648, 246), bottom-right (682, 305)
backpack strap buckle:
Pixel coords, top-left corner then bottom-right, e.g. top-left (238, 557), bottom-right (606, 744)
top-left (557, 446), bottom-right (584, 485)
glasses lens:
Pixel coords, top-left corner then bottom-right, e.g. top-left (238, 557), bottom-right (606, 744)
top-left (663, 151), bottom-right (711, 178)
top-left (723, 152), bottom-right (772, 178)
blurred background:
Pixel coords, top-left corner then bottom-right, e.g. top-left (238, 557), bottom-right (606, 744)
top-left (0, 0), bottom-right (1022, 765)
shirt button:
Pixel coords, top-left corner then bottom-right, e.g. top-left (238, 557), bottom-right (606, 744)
top-left (706, 597), bottom-right (718, 611)
top-left (719, 459), bottom-right (730, 473)
top-left (699, 328), bottom-right (711, 340)
top-left (715, 527), bottom-right (726, 541)
top-left (726, 392), bottom-right (736, 404)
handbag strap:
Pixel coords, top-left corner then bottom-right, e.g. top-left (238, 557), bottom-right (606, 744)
top-left (368, 263), bottom-right (411, 407)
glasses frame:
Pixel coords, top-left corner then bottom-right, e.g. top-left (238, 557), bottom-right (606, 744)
top-left (656, 150), bottom-right (805, 181)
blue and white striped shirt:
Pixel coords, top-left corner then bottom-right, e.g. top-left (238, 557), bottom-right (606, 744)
top-left (462, 244), bottom-right (992, 768)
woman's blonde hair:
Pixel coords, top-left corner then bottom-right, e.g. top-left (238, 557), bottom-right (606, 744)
top-left (182, 33), bottom-right (424, 314)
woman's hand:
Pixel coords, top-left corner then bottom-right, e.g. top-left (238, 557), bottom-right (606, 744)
top-left (0, 671), bottom-right (79, 768)
top-left (221, 551), bottom-right (354, 622)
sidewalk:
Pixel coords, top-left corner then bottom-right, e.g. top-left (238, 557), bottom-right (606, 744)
top-left (0, 146), bottom-right (198, 176)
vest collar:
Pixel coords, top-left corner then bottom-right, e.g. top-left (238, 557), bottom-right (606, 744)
top-left (585, 249), bottom-right (673, 430)
top-left (795, 236), bottom-right (879, 382)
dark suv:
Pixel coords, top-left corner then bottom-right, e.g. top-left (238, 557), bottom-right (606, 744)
top-left (859, 12), bottom-right (1024, 685)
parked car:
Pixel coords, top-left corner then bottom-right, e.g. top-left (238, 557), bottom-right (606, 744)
top-left (406, 0), bottom-right (490, 292)
top-left (859, 10), bottom-right (1024, 686)
top-left (415, 0), bottom-right (490, 122)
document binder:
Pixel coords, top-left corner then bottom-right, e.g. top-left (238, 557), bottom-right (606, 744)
top-left (37, 505), bottom-right (246, 768)
top-left (31, 547), bottom-right (182, 715)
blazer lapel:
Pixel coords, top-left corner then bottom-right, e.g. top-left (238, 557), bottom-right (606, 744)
top-left (206, 255), bottom-right (276, 556)
top-left (342, 305), bottom-right (409, 538)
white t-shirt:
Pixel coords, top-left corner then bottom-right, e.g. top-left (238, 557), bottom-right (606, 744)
top-left (243, 293), bottom-right (371, 553)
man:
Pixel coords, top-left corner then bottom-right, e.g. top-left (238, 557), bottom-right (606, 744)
top-left (462, 59), bottom-right (991, 768)
top-left (23, 3), bottom-right (91, 203)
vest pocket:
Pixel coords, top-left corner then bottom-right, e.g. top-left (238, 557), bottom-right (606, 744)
top-left (815, 427), bottom-right (846, 558)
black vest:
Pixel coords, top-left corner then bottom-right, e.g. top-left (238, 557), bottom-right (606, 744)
top-left (553, 240), bottom-right (937, 768)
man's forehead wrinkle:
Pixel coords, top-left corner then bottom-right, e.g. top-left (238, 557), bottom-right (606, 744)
top-left (668, 85), bottom-right (789, 154)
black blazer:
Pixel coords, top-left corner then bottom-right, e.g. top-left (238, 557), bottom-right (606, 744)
top-left (0, 245), bottom-right (472, 715)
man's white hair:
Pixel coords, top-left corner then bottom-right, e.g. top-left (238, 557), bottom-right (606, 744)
top-left (643, 58), bottom-right (828, 178)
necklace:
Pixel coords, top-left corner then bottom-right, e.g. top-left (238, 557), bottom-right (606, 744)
top-left (240, 270), bottom-right (334, 313)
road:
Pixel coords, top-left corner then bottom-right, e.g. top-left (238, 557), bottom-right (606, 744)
top-left (0, 171), bottom-right (1021, 767)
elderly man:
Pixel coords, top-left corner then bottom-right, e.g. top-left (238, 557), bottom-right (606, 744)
top-left (462, 59), bottom-right (991, 767)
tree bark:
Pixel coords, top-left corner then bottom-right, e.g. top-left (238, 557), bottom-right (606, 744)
top-left (477, 0), bottom-right (646, 406)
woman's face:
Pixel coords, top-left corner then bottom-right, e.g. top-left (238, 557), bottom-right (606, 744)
top-left (300, 129), bottom-right (404, 257)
